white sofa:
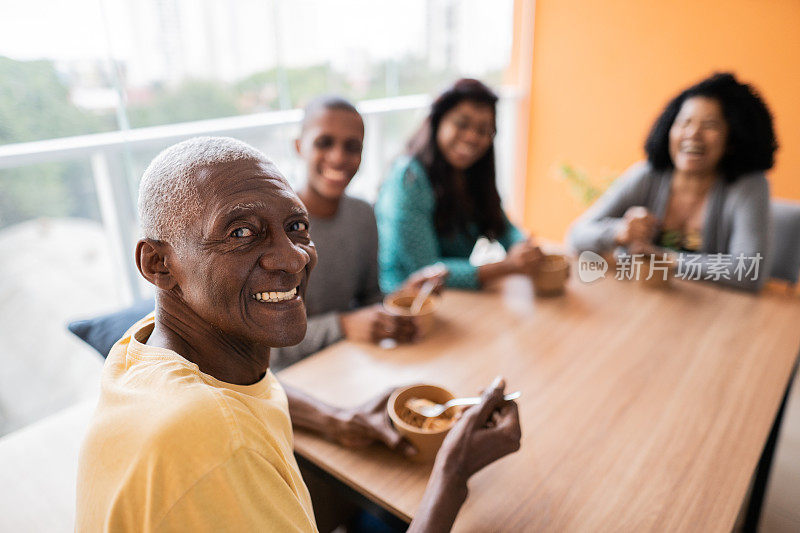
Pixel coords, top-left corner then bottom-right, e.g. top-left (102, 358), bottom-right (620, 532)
top-left (0, 399), bottom-right (96, 532)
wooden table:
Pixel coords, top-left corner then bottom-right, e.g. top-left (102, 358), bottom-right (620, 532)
top-left (279, 273), bottom-right (800, 532)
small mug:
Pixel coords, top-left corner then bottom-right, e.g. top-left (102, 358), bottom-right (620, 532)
top-left (531, 254), bottom-right (570, 297)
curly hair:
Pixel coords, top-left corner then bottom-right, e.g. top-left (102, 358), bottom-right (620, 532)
top-left (644, 72), bottom-right (777, 182)
top-left (405, 78), bottom-right (506, 239)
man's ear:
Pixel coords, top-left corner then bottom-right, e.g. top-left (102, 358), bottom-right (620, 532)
top-left (136, 239), bottom-right (178, 291)
top-left (294, 137), bottom-right (302, 156)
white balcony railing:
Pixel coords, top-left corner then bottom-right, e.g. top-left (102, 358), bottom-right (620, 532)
top-left (0, 89), bottom-right (522, 304)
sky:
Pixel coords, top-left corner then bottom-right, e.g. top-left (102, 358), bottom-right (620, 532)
top-left (0, 0), bottom-right (512, 84)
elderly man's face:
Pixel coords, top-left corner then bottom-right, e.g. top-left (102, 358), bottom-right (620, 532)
top-left (173, 158), bottom-right (317, 347)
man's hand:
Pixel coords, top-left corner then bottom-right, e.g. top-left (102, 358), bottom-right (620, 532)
top-left (503, 239), bottom-right (545, 276)
top-left (400, 263), bottom-right (449, 295)
top-left (616, 206), bottom-right (659, 247)
top-left (329, 388), bottom-right (417, 457)
top-left (434, 376), bottom-right (521, 484)
top-left (407, 376), bottom-right (521, 532)
top-left (339, 304), bottom-right (416, 344)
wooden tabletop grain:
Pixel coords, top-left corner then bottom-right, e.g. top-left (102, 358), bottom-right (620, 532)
top-left (278, 273), bottom-right (800, 532)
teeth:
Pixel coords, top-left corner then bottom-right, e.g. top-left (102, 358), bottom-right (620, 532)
top-left (681, 145), bottom-right (704, 154)
top-left (252, 287), bottom-right (297, 303)
top-left (322, 169), bottom-right (347, 181)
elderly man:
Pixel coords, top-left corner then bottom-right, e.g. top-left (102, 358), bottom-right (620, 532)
top-left (76, 137), bottom-right (520, 532)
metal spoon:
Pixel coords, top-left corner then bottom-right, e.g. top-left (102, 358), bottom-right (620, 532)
top-left (409, 391), bottom-right (522, 418)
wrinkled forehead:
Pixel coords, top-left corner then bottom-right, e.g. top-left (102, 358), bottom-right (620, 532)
top-left (195, 157), bottom-right (294, 201)
top-left (181, 158), bottom-right (304, 235)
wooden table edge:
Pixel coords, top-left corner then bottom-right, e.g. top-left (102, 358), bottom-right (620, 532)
top-left (293, 431), bottom-right (414, 524)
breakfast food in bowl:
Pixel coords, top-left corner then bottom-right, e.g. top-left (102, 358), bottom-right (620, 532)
top-left (388, 384), bottom-right (456, 462)
top-left (399, 397), bottom-right (460, 431)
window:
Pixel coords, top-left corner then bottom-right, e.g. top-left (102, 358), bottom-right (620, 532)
top-left (0, 0), bottom-right (517, 434)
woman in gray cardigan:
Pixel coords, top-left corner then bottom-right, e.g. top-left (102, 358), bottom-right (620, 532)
top-left (568, 73), bottom-right (777, 291)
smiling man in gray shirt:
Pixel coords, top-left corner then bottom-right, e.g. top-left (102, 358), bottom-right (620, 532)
top-left (271, 96), bottom-right (444, 371)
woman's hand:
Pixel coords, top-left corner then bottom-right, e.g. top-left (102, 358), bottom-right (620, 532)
top-left (616, 206), bottom-right (659, 247)
top-left (627, 241), bottom-right (661, 256)
top-left (400, 263), bottom-right (449, 295)
top-left (329, 388), bottom-right (417, 457)
top-left (339, 304), bottom-right (416, 344)
top-left (503, 239), bottom-right (545, 276)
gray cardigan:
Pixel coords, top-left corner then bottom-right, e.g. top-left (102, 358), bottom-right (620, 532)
top-left (567, 162), bottom-right (771, 291)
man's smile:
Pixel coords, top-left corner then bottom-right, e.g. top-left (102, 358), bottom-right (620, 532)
top-left (252, 287), bottom-right (299, 303)
top-left (320, 168), bottom-right (350, 183)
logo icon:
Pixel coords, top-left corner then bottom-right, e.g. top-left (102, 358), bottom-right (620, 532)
top-left (578, 251), bottom-right (607, 283)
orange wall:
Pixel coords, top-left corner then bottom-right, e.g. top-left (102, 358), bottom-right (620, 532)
top-left (520, 0), bottom-right (800, 241)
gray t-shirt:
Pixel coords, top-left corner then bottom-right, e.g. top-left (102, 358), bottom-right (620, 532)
top-left (567, 161), bottom-right (771, 291)
top-left (271, 195), bottom-right (383, 370)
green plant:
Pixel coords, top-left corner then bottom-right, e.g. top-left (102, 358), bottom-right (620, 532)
top-left (555, 163), bottom-right (616, 206)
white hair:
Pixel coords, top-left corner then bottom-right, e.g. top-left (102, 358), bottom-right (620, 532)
top-left (138, 136), bottom-right (276, 245)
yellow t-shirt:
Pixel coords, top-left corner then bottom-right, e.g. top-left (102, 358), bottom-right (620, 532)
top-left (76, 314), bottom-right (316, 532)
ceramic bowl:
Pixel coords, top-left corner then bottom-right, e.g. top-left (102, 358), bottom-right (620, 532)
top-left (388, 383), bottom-right (456, 462)
top-left (383, 291), bottom-right (440, 338)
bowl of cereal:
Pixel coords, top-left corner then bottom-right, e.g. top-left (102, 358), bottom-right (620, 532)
top-left (383, 291), bottom-right (440, 338)
top-left (388, 383), bottom-right (459, 462)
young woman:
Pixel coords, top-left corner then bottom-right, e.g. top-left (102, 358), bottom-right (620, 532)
top-left (271, 96), bottom-right (444, 371)
top-left (568, 73), bottom-right (777, 291)
top-left (375, 79), bottom-right (542, 292)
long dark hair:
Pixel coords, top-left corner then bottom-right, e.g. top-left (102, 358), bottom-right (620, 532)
top-left (406, 78), bottom-right (506, 239)
top-left (644, 72), bottom-right (777, 182)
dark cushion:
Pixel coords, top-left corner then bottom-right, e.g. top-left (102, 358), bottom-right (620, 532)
top-left (769, 200), bottom-right (800, 284)
top-left (68, 298), bottom-right (156, 358)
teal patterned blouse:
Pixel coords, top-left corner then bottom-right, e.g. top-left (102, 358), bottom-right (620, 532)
top-left (375, 156), bottom-right (526, 292)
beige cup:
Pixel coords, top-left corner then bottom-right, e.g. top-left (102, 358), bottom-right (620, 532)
top-left (383, 291), bottom-right (440, 338)
top-left (388, 384), bottom-right (455, 462)
top-left (531, 254), bottom-right (570, 296)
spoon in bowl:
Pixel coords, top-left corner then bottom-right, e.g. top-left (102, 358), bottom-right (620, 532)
top-left (410, 279), bottom-right (438, 315)
top-left (409, 391), bottom-right (522, 418)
